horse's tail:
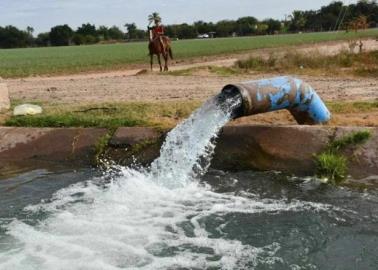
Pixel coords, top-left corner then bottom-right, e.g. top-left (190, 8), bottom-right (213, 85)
top-left (168, 47), bottom-right (173, 60)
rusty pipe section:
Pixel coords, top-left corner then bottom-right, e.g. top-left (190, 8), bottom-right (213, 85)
top-left (222, 76), bottom-right (331, 125)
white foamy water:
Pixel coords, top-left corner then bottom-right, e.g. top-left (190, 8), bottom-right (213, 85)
top-left (0, 95), bottom-right (338, 269)
top-left (149, 95), bottom-right (241, 188)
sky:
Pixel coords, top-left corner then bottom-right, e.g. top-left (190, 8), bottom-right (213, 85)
top-left (0, 0), bottom-right (357, 34)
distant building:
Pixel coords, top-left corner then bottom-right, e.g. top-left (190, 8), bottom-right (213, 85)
top-left (197, 33), bottom-right (209, 39)
top-left (197, 32), bottom-right (216, 39)
top-left (208, 32), bottom-right (216, 38)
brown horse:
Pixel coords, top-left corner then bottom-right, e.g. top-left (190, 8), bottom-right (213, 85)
top-left (148, 36), bottom-right (173, 71)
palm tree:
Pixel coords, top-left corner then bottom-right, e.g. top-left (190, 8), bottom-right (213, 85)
top-left (124, 23), bottom-right (137, 40)
top-left (26, 26), bottom-right (34, 36)
top-left (148, 12), bottom-right (161, 25)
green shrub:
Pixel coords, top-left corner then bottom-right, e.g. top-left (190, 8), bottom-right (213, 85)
top-left (315, 152), bottom-right (348, 184)
top-left (314, 130), bottom-right (371, 184)
top-left (236, 57), bottom-right (266, 69)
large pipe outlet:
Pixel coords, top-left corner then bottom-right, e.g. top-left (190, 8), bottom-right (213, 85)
top-left (222, 76), bottom-right (331, 125)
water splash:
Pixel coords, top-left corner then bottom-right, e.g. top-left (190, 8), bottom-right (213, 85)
top-left (0, 94), bottom-right (343, 269)
top-left (150, 94), bottom-right (241, 188)
top-left (0, 169), bottom-right (336, 270)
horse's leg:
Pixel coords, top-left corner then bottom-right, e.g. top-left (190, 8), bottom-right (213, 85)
top-left (163, 53), bottom-right (168, 71)
top-left (150, 54), bottom-right (153, 71)
top-left (157, 54), bottom-right (162, 72)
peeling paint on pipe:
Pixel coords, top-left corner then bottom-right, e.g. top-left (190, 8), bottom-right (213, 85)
top-left (222, 76), bottom-right (331, 125)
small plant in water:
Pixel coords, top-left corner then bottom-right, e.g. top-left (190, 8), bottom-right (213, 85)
top-left (314, 130), bottom-right (371, 185)
top-left (95, 132), bottom-right (113, 162)
top-left (315, 152), bottom-right (347, 184)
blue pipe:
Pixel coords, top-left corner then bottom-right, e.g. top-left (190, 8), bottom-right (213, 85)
top-left (222, 76), bottom-right (331, 125)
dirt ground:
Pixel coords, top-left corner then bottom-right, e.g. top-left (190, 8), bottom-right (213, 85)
top-left (4, 39), bottom-right (378, 126)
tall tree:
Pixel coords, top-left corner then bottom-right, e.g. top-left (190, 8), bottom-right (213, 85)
top-left (108, 26), bottom-right (124, 40)
top-left (215, 20), bottom-right (237, 37)
top-left (319, 1), bottom-right (344, 31)
top-left (0, 26), bottom-right (30, 48)
top-left (125, 23), bottom-right (137, 40)
top-left (176, 24), bottom-right (197, 39)
top-left (289, 10), bottom-right (307, 32)
top-left (194, 21), bottom-right (215, 34)
top-left (263, 19), bottom-right (282, 34)
top-left (26, 26), bottom-right (34, 36)
top-left (236, 17), bottom-right (258, 36)
top-left (97, 25), bottom-right (109, 40)
top-left (35, 32), bottom-right (50, 46)
top-left (49, 25), bottom-right (73, 46)
top-left (76, 23), bottom-right (97, 36)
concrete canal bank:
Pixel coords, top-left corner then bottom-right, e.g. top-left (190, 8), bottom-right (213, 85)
top-left (0, 125), bottom-right (377, 179)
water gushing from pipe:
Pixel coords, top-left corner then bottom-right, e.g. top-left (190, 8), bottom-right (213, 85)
top-left (149, 93), bottom-right (242, 188)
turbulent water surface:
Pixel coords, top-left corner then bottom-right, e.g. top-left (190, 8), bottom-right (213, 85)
top-left (0, 95), bottom-right (377, 270)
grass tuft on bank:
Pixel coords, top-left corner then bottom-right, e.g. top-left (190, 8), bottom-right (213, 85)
top-left (329, 130), bottom-right (371, 152)
top-left (315, 152), bottom-right (348, 184)
top-left (314, 130), bottom-right (372, 184)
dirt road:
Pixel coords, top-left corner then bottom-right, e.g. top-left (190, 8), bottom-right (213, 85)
top-left (4, 39), bottom-right (378, 126)
top-left (6, 73), bottom-right (377, 105)
top-left (6, 39), bottom-right (378, 104)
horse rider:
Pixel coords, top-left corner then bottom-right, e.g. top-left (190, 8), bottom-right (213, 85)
top-left (148, 19), bottom-right (165, 50)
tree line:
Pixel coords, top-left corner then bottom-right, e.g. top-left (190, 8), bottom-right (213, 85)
top-left (0, 0), bottom-right (377, 49)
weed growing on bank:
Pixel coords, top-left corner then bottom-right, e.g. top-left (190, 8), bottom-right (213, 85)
top-left (314, 130), bottom-right (372, 184)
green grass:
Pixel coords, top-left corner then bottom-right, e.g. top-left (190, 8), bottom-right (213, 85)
top-left (4, 100), bottom-right (378, 130)
top-left (0, 29), bottom-right (377, 78)
top-left (314, 130), bottom-right (372, 184)
top-left (329, 130), bottom-right (372, 152)
top-left (315, 152), bottom-right (348, 184)
top-left (327, 101), bottom-right (378, 113)
top-left (4, 101), bottom-right (201, 129)
top-left (207, 66), bottom-right (241, 76)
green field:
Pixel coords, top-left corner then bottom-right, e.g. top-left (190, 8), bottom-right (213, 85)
top-left (0, 29), bottom-right (377, 78)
